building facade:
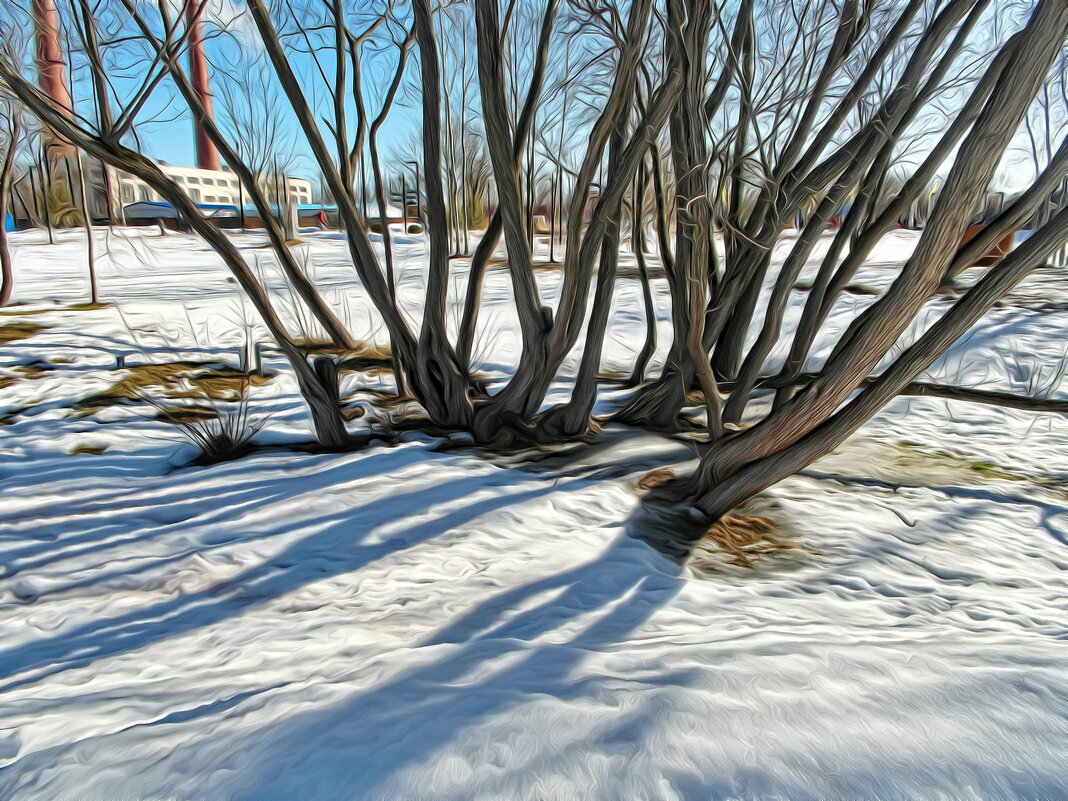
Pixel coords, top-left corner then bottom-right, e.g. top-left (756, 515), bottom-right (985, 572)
top-left (111, 163), bottom-right (312, 209)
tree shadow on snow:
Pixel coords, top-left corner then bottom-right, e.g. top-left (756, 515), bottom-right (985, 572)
top-left (189, 511), bottom-right (688, 801)
top-left (0, 444), bottom-right (626, 697)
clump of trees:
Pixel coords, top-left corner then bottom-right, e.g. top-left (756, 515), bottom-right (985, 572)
top-left (0, 0), bottom-right (1065, 522)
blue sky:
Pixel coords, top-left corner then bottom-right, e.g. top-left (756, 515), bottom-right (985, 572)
top-left (34, 0), bottom-right (1064, 193)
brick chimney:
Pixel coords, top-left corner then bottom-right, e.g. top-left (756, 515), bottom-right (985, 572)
top-left (185, 0), bottom-right (221, 172)
top-left (31, 0), bottom-right (75, 155)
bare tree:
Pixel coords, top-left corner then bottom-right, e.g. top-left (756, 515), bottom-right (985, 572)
top-left (0, 100), bottom-right (22, 306)
top-left (214, 51), bottom-right (298, 212)
top-left (682, 0), bottom-right (1068, 519)
top-left (3, 0), bottom-right (1064, 529)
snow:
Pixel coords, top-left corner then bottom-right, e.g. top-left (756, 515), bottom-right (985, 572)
top-left (1, 225), bottom-right (1066, 799)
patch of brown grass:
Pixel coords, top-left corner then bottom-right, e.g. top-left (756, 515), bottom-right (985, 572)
top-left (75, 362), bottom-right (273, 417)
top-left (295, 338), bottom-right (393, 365)
top-left (154, 405), bottom-right (219, 424)
top-left (191, 370), bottom-right (272, 400)
top-left (0, 303), bottom-right (106, 317)
top-left (69, 443), bottom-right (108, 455)
top-left (341, 405), bottom-right (366, 421)
top-left (0, 322), bottom-right (47, 345)
top-left (691, 513), bottom-right (799, 569)
top-left (484, 256), bottom-right (564, 272)
top-left (634, 467), bottom-right (676, 491)
top-left (12, 364), bottom-right (53, 380)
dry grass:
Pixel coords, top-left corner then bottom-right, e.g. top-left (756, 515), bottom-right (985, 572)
top-left (0, 303), bottom-right (106, 317)
top-left (0, 322), bottom-right (47, 345)
top-left (634, 467), bottom-right (676, 491)
top-left (75, 361), bottom-right (273, 417)
top-left (69, 443), bottom-right (109, 456)
top-left (72, 361), bottom-right (273, 463)
top-left (294, 338), bottom-right (393, 364)
top-left (532, 260), bottom-right (563, 272)
top-left (691, 513), bottom-right (801, 570)
top-left (153, 405), bottom-right (219, 424)
top-left (12, 363), bottom-right (53, 380)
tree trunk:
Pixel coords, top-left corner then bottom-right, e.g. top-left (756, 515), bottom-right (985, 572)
top-left (629, 164), bottom-right (656, 386)
top-left (0, 118), bottom-right (17, 307)
top-left (410, 0), bottom-right (474, 428)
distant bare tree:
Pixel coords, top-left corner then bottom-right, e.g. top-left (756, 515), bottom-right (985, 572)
top-left (214, 52), bottom-right (298, 198)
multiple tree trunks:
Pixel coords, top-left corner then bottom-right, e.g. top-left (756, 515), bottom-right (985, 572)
top-left (2, 0), bottom-right (1065, 523)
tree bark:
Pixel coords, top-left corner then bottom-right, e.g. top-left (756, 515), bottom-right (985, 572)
top-left (629, 163), bottom-right (657, 385)
top-left (0, 117), bottom-right (17, 307)
top-left (455, 0), bottom-right (559, 372)
top-left (409, 0), bottom-right (474, 427)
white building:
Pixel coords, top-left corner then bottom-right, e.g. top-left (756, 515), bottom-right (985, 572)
top-left (111, 163), bottom-right (313, 208)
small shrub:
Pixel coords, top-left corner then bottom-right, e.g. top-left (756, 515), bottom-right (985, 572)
top-left (75, 361), bottom-right (272, 464)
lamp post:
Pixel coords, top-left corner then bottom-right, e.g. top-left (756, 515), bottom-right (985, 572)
top-left (405, 160), bottom-right (421, 229)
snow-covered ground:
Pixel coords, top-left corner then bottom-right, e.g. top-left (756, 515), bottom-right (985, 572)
top-left (1, 226), bottom-right (1066, 800)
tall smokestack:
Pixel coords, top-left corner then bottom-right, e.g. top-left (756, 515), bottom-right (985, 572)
top-left (186, 0), bottom-right (221, 172)
top-left (31, 0), bottom-right (75, 155)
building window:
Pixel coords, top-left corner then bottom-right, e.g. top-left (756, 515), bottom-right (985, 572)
top-left (188, 176), bottom-right (200, 184)
top-left (121, 183), bottom-right (135, 203)
top-left (205, 195), bottom-right (216, 202)
top-left (231, 180), bottom-right (239, 189)
top-left (190, 188), bottom-right (201, 202)
top-left (203, 177), bottom-right (214, 185)
top-left (138, 187), bottom-right (150, 202)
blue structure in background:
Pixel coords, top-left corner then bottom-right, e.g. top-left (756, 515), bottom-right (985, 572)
top-left (120, 201), bottom-right (339, 229)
